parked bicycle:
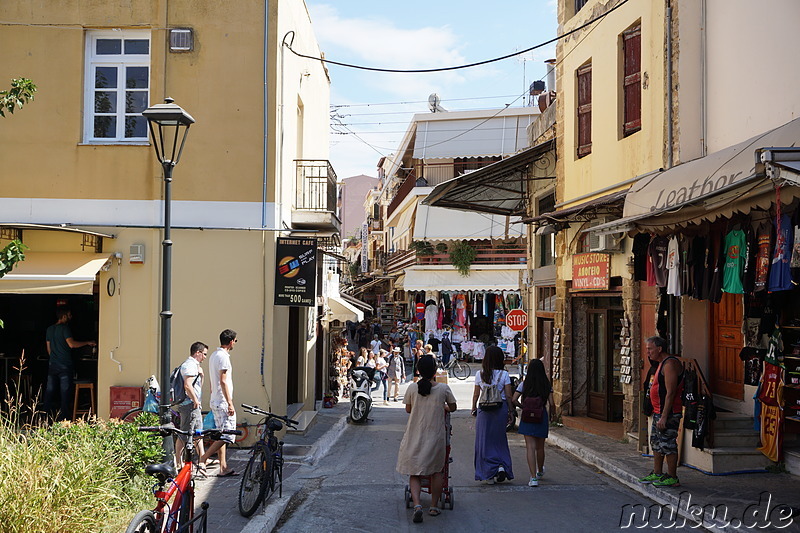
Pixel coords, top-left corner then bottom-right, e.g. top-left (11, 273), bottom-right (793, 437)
top-left (125, 424), bottom-right (241, 533)
top-left (238, 404), bottom-right (299, 517)
top-left (437, 354), bottom-right (471, 380)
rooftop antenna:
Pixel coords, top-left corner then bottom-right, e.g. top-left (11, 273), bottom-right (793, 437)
top-left (428, 93), bottom-right (447, 113)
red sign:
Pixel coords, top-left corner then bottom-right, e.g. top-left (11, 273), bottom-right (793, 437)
top-left (415, 303), bottom-right (425, 320)
top-left (572, 252), bottom-right (611, 290)
top-left (506, 309), bottom-right (528, 331)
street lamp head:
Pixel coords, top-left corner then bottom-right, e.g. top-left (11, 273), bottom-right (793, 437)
top-left (143, 97), bottom-right (195, 167)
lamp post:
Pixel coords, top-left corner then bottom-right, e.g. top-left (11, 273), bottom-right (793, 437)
top-left (143, 97), bottom-right (195, 462)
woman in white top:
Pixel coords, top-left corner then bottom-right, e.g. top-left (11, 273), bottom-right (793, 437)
top-left (356, 347), bottom-right (368, 368)
top-left (471, 346), bottom-right (515, 484)
top-left (375, 349), bottom-right (389, 403)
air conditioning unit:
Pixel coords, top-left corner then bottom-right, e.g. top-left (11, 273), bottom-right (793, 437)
top-left (587, 218), bottom-right (622, 252)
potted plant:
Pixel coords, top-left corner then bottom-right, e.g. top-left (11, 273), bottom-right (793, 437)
top-left (449, 240), bottom-right (477, 277)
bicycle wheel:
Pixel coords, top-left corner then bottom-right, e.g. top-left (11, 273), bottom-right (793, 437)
top-left (120, 407), bottom-right (143, 423)
top-left (452, 361), bottom-right (470, 380)
top-left (271, 452), bottom-right (283, 499)
top-left (125, 510), bottom-right (158, 533)
top-left (177, 481), bottom-right (194, 529)
top-left (239, 448), bottom-right (269, 517)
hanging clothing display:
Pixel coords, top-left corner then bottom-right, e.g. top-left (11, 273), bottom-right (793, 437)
top-left (722, 228), bottom-right (746, 294)
top-left (754, 222), bottom-right (772, 292)
top-left (756, 360), bottom-right (784, 462)
top-left (648, 235), bottom-right (670, 288)
top-left (768, 214), bottom-right (794, 292)
top-left (666, 236), bottom-right (681, 296)
top-left (632, 233), bottom-right (650, 282)
top-left (424, 303), bottom-right (438, 333)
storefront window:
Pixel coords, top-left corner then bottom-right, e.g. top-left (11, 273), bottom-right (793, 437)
top-left (538, 193), bottom-right (556, 267)
top-left (537, 286), bottom-right (556, 312)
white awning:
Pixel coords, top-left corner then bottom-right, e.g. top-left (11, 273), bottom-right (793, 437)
top-left (327, 296), bottom-right (364, 323)
top-left (394, 274), bottom-right (405, 290)
top-left (592, 117), bottom-right (800, 234)
top-left (389, 203), bottom-right (417, 246)
top-left (0, 252), bottom-right (112, 294)
top-left (403, 267), bottom-right (522, 291)
top-left (413, 115), bottom-right (534, 160)
top-left (413, 203), bottom-right (524, 241)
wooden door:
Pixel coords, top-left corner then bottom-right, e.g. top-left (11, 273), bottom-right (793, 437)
top-left (639, 283), bottom-right (659, 388)
top-left (588, 310), bottom-right (609, 420)
top-left (710, 292), bottom-right (744, 399)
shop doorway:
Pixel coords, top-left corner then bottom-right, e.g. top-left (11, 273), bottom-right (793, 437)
top-left (586, 301), bottom-right (624, 421)
top-left (0, 294), bottom-right (98, 411)
top-left (583, 296), bottom-right (624, 422)
top-left (709, 292), bottom-right (744, 400)
top-left (287, 307), bottom-right (301, 405)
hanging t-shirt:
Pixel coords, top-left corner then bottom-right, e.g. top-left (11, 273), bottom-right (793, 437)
top-left (632, 233), bottom-right (650, 282)
top-left (768, 214), bottom-right (793, 292)
top-left (754, 222), bottom-right (771, 292)
top-left (648, 235), bottom-right (670, 288)
top-left (790, 223), bottom-right (800, 268)
top-left (666, 236), bottom-right (681, 296)
top-left (679, 236), bottom-right (691, 296)
top-left (721, 229), bottom-right (746, 294)
top-left (757, 361), bottom-right (784, 462)
top-left (689, 235), bottom-right (706, 300)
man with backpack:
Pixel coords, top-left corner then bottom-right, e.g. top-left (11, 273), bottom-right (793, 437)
top-left (173, 341), bottom-right (208, 470)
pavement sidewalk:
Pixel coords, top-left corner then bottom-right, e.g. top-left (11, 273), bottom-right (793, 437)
top-left (192, 400), bottom-right (351, 533)
top-left (547, 425), bottom-right (800, 532)
top-left (196, 391), bottom-right (800, 533)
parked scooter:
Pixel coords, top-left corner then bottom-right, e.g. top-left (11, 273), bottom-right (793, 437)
top-left (349, 366), bottom-right (376, 423)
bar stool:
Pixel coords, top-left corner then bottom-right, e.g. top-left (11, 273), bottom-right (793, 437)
top-left (73, 381), bottom-right (96, 420)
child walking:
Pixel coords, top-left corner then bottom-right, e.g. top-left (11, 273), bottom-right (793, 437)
top-left (511, 359), bottom-right (554, 487)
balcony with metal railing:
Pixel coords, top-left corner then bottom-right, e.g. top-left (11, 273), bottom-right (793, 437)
top-left (292, 160), bottom-right (341, 232)
top-left (385, 241), bottom-right (527, 275)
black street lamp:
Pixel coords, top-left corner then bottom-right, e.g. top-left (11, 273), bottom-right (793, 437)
top-left (143, 97), bottom-right (195, 462)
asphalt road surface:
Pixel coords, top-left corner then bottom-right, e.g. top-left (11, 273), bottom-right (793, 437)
top-left (274, 371), bottom-right (696, 532)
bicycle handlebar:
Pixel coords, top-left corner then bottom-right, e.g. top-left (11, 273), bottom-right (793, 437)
top-left (137, 424), bottom-right (242, 439)
top-left (241, 403), bottom-right (299, 427)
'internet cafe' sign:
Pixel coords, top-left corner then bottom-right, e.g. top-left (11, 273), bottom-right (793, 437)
top-left (274, 237), bottom-right (317, 307)
top-left (572, 252), bottom-right (610, 290)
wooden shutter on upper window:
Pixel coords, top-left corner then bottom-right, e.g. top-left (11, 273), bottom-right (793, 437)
top-left (577, 64), bottom-right (592, 158)
top-left (623, 25), bottom-right (641, 136)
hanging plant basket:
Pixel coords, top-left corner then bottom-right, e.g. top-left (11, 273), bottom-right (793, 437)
top-left (449, 240), bottom-right (476, 277)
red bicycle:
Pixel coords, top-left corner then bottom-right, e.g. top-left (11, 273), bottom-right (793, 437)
top-left (125, 424), bottom-right (241, 533)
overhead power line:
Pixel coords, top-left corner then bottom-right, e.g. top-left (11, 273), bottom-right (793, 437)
top-left (283, 0), bottom-right (629, 73)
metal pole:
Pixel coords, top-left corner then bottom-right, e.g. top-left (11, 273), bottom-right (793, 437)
top-left (160, 161), bottom-right (175, 463)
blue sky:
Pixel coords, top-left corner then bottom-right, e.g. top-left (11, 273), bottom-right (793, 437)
top-left (306, 1), bottom-right (558, 180)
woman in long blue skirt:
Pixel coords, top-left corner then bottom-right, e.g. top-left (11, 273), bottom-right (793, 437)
top-left (472, 346), bottom-right (515, 483)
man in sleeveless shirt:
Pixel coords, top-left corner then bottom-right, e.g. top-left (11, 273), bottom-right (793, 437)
top-left (638, 336), bottom-right (684, 488)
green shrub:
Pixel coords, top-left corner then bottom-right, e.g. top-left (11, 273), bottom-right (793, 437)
top-left (0, 412), bottom-right (161, 533)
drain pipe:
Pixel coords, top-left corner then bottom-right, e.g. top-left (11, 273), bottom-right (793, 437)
top-left (666, 0), bottom-right (674, 169)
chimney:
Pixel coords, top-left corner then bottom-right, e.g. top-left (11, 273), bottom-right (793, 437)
top-left (545, 59), bottom-right (556, 92)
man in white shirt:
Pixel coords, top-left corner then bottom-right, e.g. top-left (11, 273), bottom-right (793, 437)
top-left (199, 329), bottom-right (238, 477)
top-left (370, 334), bottom-right (381, 355)
top-left (175, 341), bottom-right (207, 469)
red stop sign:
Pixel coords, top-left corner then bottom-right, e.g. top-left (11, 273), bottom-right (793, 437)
top-left (506, 309), bottom-right (528, 331)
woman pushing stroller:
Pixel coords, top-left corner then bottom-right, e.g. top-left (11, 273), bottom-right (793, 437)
top-left (396, 355), bottom-right (457, 523)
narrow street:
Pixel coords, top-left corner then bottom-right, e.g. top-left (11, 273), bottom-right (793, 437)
top-left (274, 372), bottom-right (694, 532)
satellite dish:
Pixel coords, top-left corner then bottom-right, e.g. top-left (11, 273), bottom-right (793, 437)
top-left (428, 93), bottom-right (447, 113)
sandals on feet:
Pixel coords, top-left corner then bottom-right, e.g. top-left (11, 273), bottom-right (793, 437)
top-left (429, 507), bottom-right (441, 517)
top-left (412, 505), bottom-right (424, 523)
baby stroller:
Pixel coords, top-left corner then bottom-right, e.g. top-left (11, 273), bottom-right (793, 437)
top-left (404, 411), bottom-right (454, 510)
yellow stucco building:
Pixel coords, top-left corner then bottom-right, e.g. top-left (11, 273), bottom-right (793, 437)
top-left (0, 0), bottom-right (338, 435)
